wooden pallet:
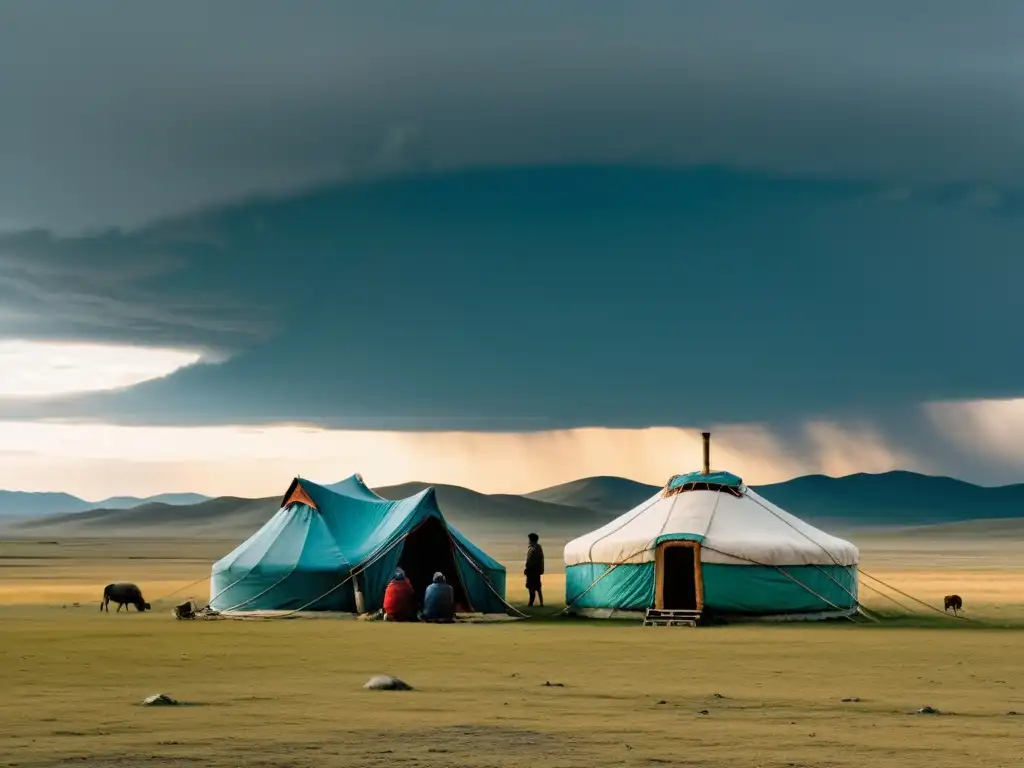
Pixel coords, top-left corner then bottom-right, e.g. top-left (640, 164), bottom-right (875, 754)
top-left (643, 608), bottom-right (702, 627)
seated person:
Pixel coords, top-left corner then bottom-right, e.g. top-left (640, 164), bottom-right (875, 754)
top-left (382, 568), bottom-right (416, 621)
top-left (420, 571), bottom-right (455, 623)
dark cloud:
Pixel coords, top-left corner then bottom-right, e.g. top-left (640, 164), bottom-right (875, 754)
top-left (0, 167), bottom-right (1021, 447)
top-left (0, 228), bottom-right (270, 352)
top-left (3, 2), bottom-right (1024, 230)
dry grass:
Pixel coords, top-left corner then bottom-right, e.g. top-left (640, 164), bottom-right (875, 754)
top-left (1, 534), bottom-right (1024, 767)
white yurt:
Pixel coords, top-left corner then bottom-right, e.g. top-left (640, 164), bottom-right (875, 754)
top-left (563, 433), bottom-right (860, 621)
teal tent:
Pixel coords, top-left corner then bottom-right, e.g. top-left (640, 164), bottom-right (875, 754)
top-left (209, 475), bottom-right (507, 614)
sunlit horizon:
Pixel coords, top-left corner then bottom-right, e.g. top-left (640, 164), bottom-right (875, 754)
top-left (0, 403), bottom-right (1019, 501)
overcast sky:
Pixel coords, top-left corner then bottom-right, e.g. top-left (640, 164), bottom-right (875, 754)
top-left (1, 2), bottom-right (1022, 494)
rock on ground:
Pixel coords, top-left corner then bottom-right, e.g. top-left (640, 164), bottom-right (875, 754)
top-left (364, 675), bottom-right (413, 691)
top-left (142, 694), bottom-right (179, 706)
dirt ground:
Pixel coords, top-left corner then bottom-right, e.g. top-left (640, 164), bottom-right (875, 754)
top-left (1, 534), bottom-right (1023, 767)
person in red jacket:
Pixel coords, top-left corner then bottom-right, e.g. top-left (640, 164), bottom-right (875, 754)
top-left (383, 568), bottom-right (416, 621)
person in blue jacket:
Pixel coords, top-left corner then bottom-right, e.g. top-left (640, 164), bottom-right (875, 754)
top-left (420, 571), bottom-right (455, 622)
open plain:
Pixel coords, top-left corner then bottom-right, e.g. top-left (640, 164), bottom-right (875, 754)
top-left (1, 531), bottom-right (1023, 768)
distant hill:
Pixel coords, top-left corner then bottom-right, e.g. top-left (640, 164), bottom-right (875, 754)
top-left (374, 481), bottom-right (603, 528)
top-left (91, 493), bottom-right (210, 510)
top-left (525, 476), bottom-right (659, 514)
top-left (11, 496), bottom-right (281, 537)
top-left (0, 490), bottom-right (211, 519)
top-left (526, 471), bottom-right (1024, 527)
top-left (0, 491), bottom-right (93, 518)
top-left (8, 481), bottom-right (606, 546)
top-left (753, 471), bottom-right (1024, 526)
top-left (6, 470), bottom-right (1024, 543)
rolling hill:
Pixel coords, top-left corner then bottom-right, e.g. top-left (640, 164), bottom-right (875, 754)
top-left (0, 490), bottom-right (211, 519)
top-left (6, 471), bottom-right (1024, 546)
top-left (753, 471), bottom-right (1024, 526)
top-left (524, 476), bottom-right (658, 514)
top-left (8, 481), bottom-right (609, 548)
top-left (526, 471), bottom-right (1024, 528)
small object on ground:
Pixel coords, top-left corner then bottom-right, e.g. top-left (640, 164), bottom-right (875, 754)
top-left (657, 700), bottom-right (667, 705)
top-left (542, 681), bottom-right (565, 687)
top-left (943, 594), bottom-right (963, 615)
top-left (1008, 711), bottom-right (1018, 716)
top-left (364, 675), bottom-right (413, 691)
top-left (916, 706), bottom-right (940, 715)
top-left (841, 697), bottom-right (861, 702)
top-left (711, 693), bottom-right (725, 699)
top-left (173, 600), bottom-right (196, 620)
top-left (142, 694), bottom-right (178, 706)
top-left (697, 709), bottom-right (709, 715)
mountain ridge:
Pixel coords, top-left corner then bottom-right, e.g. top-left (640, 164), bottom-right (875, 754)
top-left (0, 490), bottom-right (212, 519)
top-left (4, 471), bottom-right (1023, 540)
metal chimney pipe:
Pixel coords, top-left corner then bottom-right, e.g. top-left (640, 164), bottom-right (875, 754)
top-left (702, 432), bottom-right (711, 474)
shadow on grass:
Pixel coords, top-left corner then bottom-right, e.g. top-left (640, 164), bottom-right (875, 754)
top-left (861, 608), bottom-right (1024, 630)
top-left (505, 603), bottom-right (1024, 630)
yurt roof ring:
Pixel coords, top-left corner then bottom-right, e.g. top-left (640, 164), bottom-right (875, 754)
top-left (662, 432), bottom-right (745, 498)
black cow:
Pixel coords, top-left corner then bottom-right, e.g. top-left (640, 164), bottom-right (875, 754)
top-left (944, 594), bottom-right (963, 616)
top-left (100, 582), bottom-right (151, 613)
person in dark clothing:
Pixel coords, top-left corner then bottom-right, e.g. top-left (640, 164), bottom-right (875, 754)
top-left (525, 532), bottom-right (545, 607)
top-left (421, 571), bottom-right (455, 623)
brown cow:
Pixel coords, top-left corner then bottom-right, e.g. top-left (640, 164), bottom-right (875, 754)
top-left (944, 594), bottom-right (963, 616)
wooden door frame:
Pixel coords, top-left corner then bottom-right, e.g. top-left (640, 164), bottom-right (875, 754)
top-left (654, 540), bottom-right (704, 611)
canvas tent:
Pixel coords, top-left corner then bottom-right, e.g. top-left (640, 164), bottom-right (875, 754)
top-left (209, 475), bottom-right (507, 614)
top-left (563, 436), bottom-right (859, 621)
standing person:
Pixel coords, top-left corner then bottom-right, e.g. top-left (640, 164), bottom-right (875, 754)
top-left (525, 532), bottom-right (545, 608)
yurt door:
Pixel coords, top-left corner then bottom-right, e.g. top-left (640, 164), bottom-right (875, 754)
top-left (655, 541), bottom-right (703, 611)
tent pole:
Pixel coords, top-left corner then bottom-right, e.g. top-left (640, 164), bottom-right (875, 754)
top-left (702, 431), bottom-right (711, 475)
top-left (352, 571), bottom-right (366, 614)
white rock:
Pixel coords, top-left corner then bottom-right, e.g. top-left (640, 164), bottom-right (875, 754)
top-left (364, 675), bottom-right (413, 691)
top-left (142, 693), bottom-right (179, 706)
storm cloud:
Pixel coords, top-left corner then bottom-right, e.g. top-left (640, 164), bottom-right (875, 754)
top-left (3, 2), bottom-right (1024, 231)
top-left (1, 3), bottom-right (1023, 486)
top-left (1, 166), bottom-right (1021, 436)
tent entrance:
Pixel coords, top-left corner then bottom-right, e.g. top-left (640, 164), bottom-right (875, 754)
top-left (397, 517), bottom-right (471, 612)
top-left (655, 541), bottom-right (703, 611)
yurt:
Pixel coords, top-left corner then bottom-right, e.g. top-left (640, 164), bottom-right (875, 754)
top-left (210, 475), bottom-right (507, 614)
top-left (563, 434), bottom-right (860, 623)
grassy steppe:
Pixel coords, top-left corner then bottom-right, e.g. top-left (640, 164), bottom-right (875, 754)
top-left (1, 534), bottom-right (1023, 767)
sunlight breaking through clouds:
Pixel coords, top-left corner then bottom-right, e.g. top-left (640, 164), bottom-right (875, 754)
top-left (0, 421), bottom-right (922, 500)
top-left (0, 340), bottom-right (202, 399)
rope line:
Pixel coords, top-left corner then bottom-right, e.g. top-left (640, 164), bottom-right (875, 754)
top-left (449, 536), bottom-right (529, 618)
top-left (740, 489), bottom-right (964, 623)
top-left (856, 568), bottom-right (979, 623)
top-left (585, 491), bottom-right (670, 562)
top-left (698, 543), bottom-right (864, 623)
top-left (152, 575), bottom-right (211, 604)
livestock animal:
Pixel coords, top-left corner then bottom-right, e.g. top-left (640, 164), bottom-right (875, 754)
top-left (944, 594), bottom-right (963, 616)
top-left (100, 582), bottom-right (151, 613)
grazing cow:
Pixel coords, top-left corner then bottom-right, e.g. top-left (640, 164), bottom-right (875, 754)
top-left (100, 582), bottom-right (151, 613)
top-left (944, 594), bottom-right (963, 616)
